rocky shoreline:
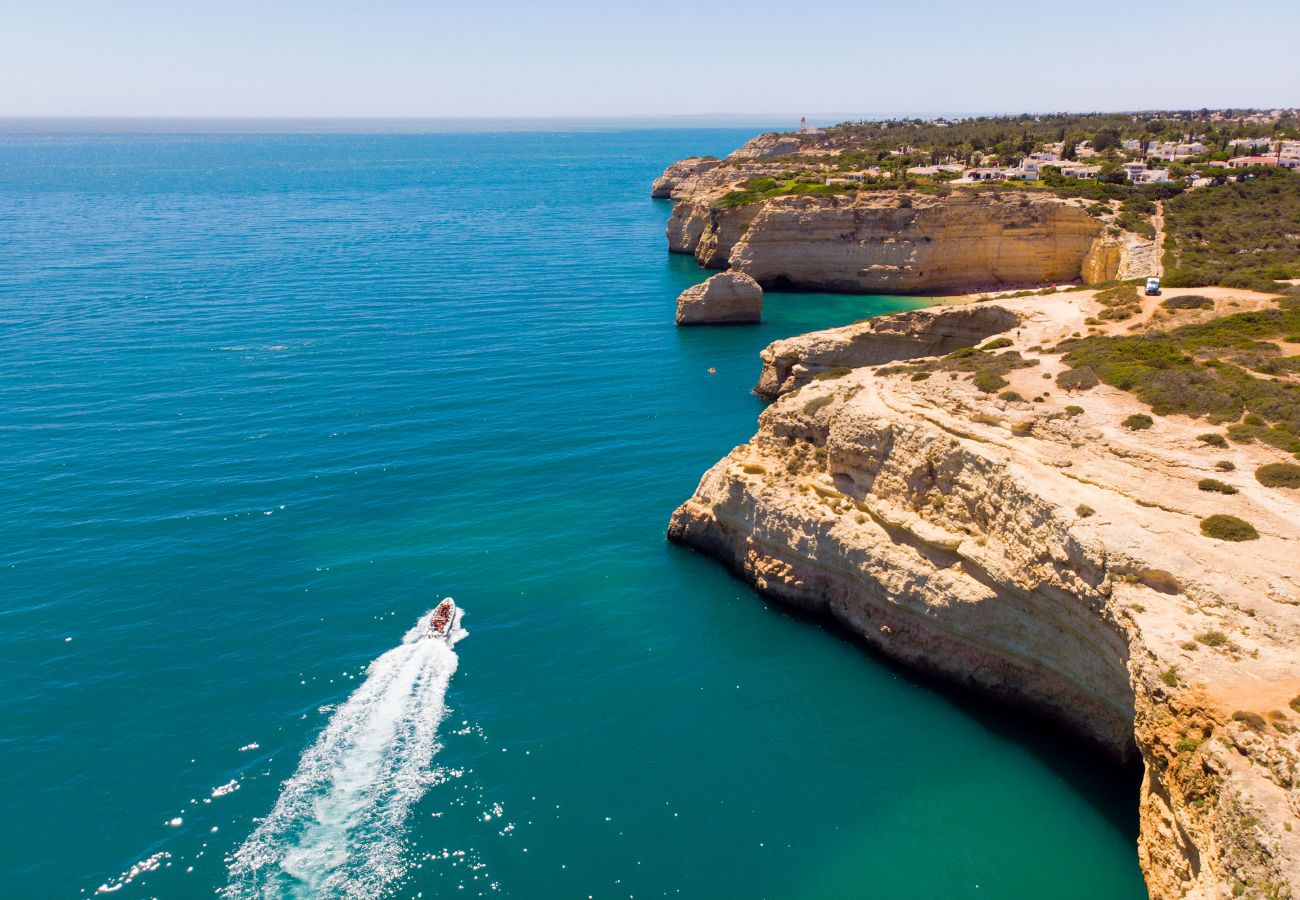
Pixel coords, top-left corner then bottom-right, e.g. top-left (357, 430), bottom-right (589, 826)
top-left (657, 141), bottom-right (1300, 898)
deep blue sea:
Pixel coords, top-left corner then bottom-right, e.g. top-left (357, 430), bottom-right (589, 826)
top-left (0, 122), bottom-right (1146, 899)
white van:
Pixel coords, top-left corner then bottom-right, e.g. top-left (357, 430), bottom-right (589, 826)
top-left (1145, 277), bottom-right (1161, 296)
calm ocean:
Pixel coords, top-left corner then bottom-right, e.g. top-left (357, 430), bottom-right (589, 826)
top-left (0, 122), bottom-right (1145, 898)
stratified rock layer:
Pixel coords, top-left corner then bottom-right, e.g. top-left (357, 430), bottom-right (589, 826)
top-left (668, 191), bottom-right (1104, 293)
top-left (754, 304), bottom-right (1019, 399)
top-left (675, 272), bottom-right (763, 326)
top-left (651, 157), bottom-right (721, 199)
top-left (669, 293), bottom-right (1300, 900)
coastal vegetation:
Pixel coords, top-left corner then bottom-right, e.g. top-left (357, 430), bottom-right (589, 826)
top-left (1256, 463), bottom-right (1300, 488)
top-left (713, 176), bottom-right (849, 209)
top-left (882, 345), bottom-right (1038, 394)
top-left (1051, 299), bottom-right (1300, 442)
top-left (1162, 169), bottom-right (1300, 291)
top-left (1200, 515), bottom-right (1260, 542)
top-left (1198, 478), bottom-right (1238, 494)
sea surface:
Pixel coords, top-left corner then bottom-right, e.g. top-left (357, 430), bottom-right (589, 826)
top-left (0, 122), bottom-right (1146, 898)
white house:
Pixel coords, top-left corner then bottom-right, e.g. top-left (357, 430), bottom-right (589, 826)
top-left (1134, 168), bottom-right (1171, 184)
top-left (1228, 155), bottom-right (1300, 170)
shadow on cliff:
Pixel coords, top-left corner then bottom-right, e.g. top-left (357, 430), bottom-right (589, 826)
top-left (765, 596), bottom-right (1142, 841)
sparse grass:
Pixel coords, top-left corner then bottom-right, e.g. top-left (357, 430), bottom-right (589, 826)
top-left (1175, 736), bottom-right (1202, 753)
top-left (714, 176), bottom-right (850, 209)
top-left (886, 346), bottom-right (1038, 395)
top-left (1232, 710), bottom-right (1267, 732)
top-left (1198, 478), bottom-right (1238, 494)
top-left (1290, 695), bottom-right (1300, 714)
top-left (1161, 668), bottom-right (1179, 688)
top-left (1200, 514), bottom-right (1259, 541)
top-left (1197, 630), bottom-right (1229, 647)
top-left (814, 366), bottom-right (853, 381)
top-left (1050, 299), bottom-right (1300, 438)
top-left (1256, 463), bottom-right (1300, 488)
top-left (1215, 460), bottom-right (1236, 471)
top-left (1075, 504), bottom-right (1095, 518)
top-left (1123, 413), bottom-right (1154, 430)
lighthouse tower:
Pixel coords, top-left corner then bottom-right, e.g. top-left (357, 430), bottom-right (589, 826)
top-left (800, 115), bottom-right (807, 133)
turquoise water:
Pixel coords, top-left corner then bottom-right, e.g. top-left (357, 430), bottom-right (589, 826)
top-left (0, 125), bottom-right (1146, 899)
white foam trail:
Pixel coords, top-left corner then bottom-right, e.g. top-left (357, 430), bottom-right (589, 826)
top-left (224, 606), bottom-right (466, 899)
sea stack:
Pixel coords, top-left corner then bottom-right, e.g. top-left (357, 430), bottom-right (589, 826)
top-left (675, 272), bottom-right (763, 326)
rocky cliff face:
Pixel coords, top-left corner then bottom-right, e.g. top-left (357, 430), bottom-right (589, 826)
top-left (668, 191), bottom-right (1104, 293)
top-left (1082, 227), bottom-right (1160, 283)
top-left (754, 304), bottom-right (1020, 399)
top-left (669, 292), bottom-right (1300, 899)
top-left (651, 157), bottom-right (722, 199)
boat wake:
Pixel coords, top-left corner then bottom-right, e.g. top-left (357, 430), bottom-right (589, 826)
top-left (224, 605), bottom-right (466, 899)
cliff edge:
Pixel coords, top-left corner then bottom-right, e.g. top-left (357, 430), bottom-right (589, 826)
top-left (670, 288), bottom-right (1300, 899)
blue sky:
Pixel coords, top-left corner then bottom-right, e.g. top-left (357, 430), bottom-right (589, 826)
top-left (2, 0), bottom-right (1297, 117)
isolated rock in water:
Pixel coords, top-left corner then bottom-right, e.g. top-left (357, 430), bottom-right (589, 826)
top-left (675, 272), bottom-right (763, 326)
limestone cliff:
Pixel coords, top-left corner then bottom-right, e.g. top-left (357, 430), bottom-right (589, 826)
top-left (676, 272), bottom-right (763, 326)
top-left (754, 304), bottom-right (1020, 399)
top-left (1083, 227), bottom-right (1159, 283)
top-left (651, 157), bottom-right (721, 199)
top-left (669, 289), bottom-right (1300, 899)
top-left (669, 191), bottom-right (1104, 293)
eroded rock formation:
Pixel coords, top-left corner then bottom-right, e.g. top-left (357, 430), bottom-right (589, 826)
top-left (651, 157), bottom-right (721, 199)
top-left (668, 191), bottom-right (1104, 293)
top-left (754, 304), bottom-right (1020, 399)
top-left (676, 272), bottom-right (763, 326)
top-left (669, 292), bottom-right (1300, 899)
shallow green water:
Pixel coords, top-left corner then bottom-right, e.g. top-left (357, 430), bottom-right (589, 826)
top-left (0, 124), bottom-right (1145, 898)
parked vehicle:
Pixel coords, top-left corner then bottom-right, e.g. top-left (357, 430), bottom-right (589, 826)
top-left (1145, 277), bottom-right (1161, 296)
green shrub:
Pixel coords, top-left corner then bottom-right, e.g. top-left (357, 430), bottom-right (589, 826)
top-left (1056, 367), bottom-right (1099, 391)
top-left (1161, 295), bottom-right (1215, 311)
top-left (1065, 405), bottom-right (1085, 417)
top-left (1123, 414), bottom-right (1154, 430)
top-left (998, 390), bottom-right (1025, 402)
top-left (1161, 669), bottom-right (1179, 688)
top-left (981, 337), bottom-right (1014, 350)
top-left (1175, 736), bottom-right (1201, 753)
top-left (1196, 630), bottom-right (1229, 647)
top-left (1198, 433), bottom-right (1227, 447)
top-left (973, 371), bottom-right (1008, 393)
top-left (1232, 710), bottom-right (1267, 732)
top-left (1200, 515), bottom-right (1259, 541)
top-left (1256, 463), bottom-right (1300, 488)
top-left (1290, 695), bottom-right (1300, 714)
top-left (1215, 460), bottom-right (1236, 471)
top-left (1076, 504), bottom-right (1095, 518)
top-left (814, 366), bottom-right (853, 381)
top-left (1198, 478), bottom-right (1238, 494)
